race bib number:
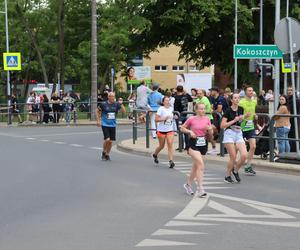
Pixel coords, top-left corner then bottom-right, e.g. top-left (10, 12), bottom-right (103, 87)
top-left (164, 119), bottom-right (173, 126)
top-left (107, 112), bottom-right (116, 120)
top-left (245, 120), bottom-right (254, 129)
top-left (196, 137), bottom-right (206, 147)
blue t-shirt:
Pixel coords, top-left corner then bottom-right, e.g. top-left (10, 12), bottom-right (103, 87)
top-left (148, 91), bottom-right (163, 111)
top-left (210, 95), bottom-right (228, 113)
top-left (98, 101), bottom-right (121, 127)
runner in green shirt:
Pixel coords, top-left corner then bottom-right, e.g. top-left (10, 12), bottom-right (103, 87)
top-left (238, 86), bottom-right (257, 175)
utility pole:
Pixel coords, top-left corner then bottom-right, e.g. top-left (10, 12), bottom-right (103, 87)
top-left (259, 0), bottom-right (263, 92)
top-left (234, 0), bottom-right (238, 90)
top-left (274, 0), bottom-right (280, 111)
top-left (4, 0), bottom-right (11, 125)
top-left (91, 0), bottom-right (98, 120)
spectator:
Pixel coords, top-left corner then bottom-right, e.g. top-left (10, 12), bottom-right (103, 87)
top-left (258, 90), bottom-right (267, 105)
top-left (287, 86), bottom-right (300, 152)
top-left (148, 83), bottom-right (164, 139)
top-left (26, 91), bottom-right (36, 123)
top-left (136, 80), bottom-right (152, 110)
top-left (174, 85), bottom-right (193, 150)
top-left (42, 94), bottom-right (51, 124)
top-left (274, 95), bottom-right (291, 154)
top-left (63, 92), bottom-right (75, 125)
top-left (209, 87), bottom-right (228, 114)
top-left (11, 94), bottom-right (23, 123)
top-left (51, 92), bottom-right (61, 123)
top-left (127, 92), bottom-right (137, 119)
top-left (265, 89), bottom-right (274, 101)
top-left (191, 88), bottom-right (198, 101)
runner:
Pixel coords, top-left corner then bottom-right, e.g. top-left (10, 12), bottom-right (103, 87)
top-left (181, 103), bottom-right (213, 198)
top-left (239, 86), bottom-right (257, 175)
top-left (96, 92), bottom-right (126, 161)
top-left (221, 93), bottom-right (247, 184)
top-left (152, 96), bottom-right (175, 168)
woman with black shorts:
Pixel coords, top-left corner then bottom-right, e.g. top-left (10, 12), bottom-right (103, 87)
top-left (181, 103), bottom-right (213, 198)
top-left (221, 93), bottom-right (247, 184)
top-left (152, 96), bottom-right (175, 168)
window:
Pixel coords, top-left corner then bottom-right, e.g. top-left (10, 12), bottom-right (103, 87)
top-left (172, 65), bottom-right (185, 71)
top-left (189, 65), bottom-right (200, 72)
top-left (154, 65), bottom-right (168, 71)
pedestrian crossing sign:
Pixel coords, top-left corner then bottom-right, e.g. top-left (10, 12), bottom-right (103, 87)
top-left (3, 52), bottom-right (21, 71)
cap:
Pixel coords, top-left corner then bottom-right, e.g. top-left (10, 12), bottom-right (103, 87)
top-left (209, 87), bottom-right (219, 92)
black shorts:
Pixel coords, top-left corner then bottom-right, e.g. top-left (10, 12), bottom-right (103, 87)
top-left (243, 129), bottom-right (256, 140)
top-left (188, 138), bottom-right (208, 155)
top-left (102, 126), bottom-right (116, 141)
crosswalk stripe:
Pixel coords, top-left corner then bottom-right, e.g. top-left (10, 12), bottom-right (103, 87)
top-left (136, 239), bottom-right (196, 247)
top-left (152, 229), bottom-right (206, 236)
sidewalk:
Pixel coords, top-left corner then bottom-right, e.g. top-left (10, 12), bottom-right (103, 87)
top-left (117, 136), bottom-right (300, 173)
top-left (0, 119), bottom-right (132, 127)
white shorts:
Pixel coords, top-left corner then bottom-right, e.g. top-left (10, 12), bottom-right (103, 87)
top-left (223, 129), bottom-right (245, 144)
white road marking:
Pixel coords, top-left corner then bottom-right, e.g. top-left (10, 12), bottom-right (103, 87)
top-left (54, 141), bottom-right (66, 145)
top-left (39, 139), bottom-right (50, 142)
top-left (26, 137), bottom-right (36, 140)
top-left (165, 221), bottom-right (217, 227)
top-left (175, 196), bottom-right (209, 218)
top-left (175, 167), bottom-right (191, 171)
top-left (69, 144), bottom-right (83, 147)
top-left (89, 147), bottom-right (103, 150)
top-left (203, 181), bottom-right (225, 185)
top-left (32, 131), bottom-right (99, 137)
top-left (204, 186), bottom-right (233, 190)
top-left (152, 229), bottom-right (206, 236)
top-left (161, 161), bottom-right (188, 164)
top-left (136, 239), bottom-right (196, 247)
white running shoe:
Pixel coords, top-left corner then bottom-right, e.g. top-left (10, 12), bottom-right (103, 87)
top-left (195, 191), bottom-right (207, 198)
top-left (183, 183), bottom-right (194, 195)
top-left (207, 148), bottom-right (218, 155)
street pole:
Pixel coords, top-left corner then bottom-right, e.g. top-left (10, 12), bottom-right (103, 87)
top-left (91, 0), bottom-right (98, 120)
top-left (234, 0), bottom-right (238, 90)
top-left (274, 0), bottom-right (280, 112)
top-left (4, 0), bottom-right (11, 125)
top-left (259, 0), bottom-right (263, 92)
top-left (287, 16), bottom-right (300, 154)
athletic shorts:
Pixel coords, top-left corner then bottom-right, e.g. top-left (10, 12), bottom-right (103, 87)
top-left (243, 129), bottom-right (256, 140)
top-left (102, 126), bottom-right (116, 141)
top-left (189, 138), bottom-right (208, 155)
top-left (157, 131), bottom-right (174, 137)
top-left (223, 129), bottom-right (245, 144)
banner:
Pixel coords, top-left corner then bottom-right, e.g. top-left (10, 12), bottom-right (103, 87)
top-left (127, 66), bottom-right (151, 85)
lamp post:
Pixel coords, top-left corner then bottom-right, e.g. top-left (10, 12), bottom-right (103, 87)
top-left (0, 0), bottom-right (11, 125)
top-left (259, 0), bottom-right (263, 92)
top-left (234, 0), bottom-right (238, 91)
top-left (234, 1), bottom-right (260, 91)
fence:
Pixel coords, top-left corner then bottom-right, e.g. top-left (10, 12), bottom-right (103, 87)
top-left (0, 101), bottom-right (131, 124)
top-left (132, 110), bottom-right (300, 163)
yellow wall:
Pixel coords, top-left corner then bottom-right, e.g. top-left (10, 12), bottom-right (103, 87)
top-left (116, 44), bottom-right (214, 91)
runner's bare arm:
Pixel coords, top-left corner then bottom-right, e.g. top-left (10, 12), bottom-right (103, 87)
top-left (96, 107), bottom-right (101, 126)
top-left (180, 123), bottom-right (196, 138)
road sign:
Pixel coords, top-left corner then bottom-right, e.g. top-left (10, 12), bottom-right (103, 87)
top-left (3, 52), bottom-right (21, 71)
top-left (234, 45), bottom-right (283, 59)
top-left (274, 17), bottom-right (300, 54)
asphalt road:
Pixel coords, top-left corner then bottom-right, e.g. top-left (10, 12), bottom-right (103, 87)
top-left (0, 126), bottom-right (299, 250)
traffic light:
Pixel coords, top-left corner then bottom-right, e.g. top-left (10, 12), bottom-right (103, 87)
top-left (255, 66), bottom-right (261, 78)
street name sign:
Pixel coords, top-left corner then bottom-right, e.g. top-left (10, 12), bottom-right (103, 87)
top-left (234, 45), bottom-right (283, 59)
top-left (3, 52), bottom-right (22, 71)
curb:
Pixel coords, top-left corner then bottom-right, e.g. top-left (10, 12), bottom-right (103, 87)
top-left (117, 140), bottom-right (300, 174)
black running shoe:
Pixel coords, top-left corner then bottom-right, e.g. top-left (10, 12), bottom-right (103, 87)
top-left (245, 165), bottom-right (256, 175)
top-left (169, 160), bottom-right (175, 168)
top-left (101, 152), bottom-right (106, 161)
top-left (152, 154), bottom-right (159, 164)
top-left (224, 176), bottom-right (234, 184)
top-left (105, 154), bottom-right (111, 161)
top-left (232, 170), bottom-right (241, 183)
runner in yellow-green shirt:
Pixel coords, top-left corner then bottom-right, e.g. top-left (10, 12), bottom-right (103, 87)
top-left (239, 86), bottom-right (257, 175)
top-left (195, 89), bottom-right (216, 152)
